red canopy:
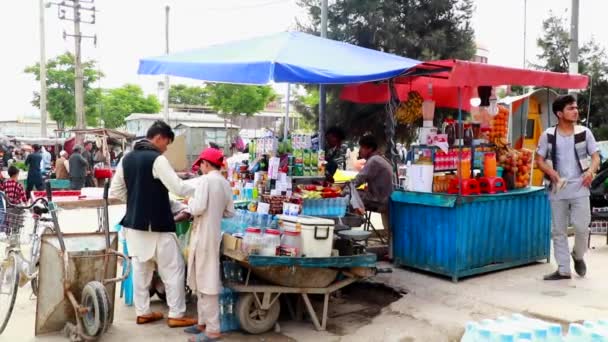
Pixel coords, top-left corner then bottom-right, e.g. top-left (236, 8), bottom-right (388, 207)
top-left (340, 59), bottom-right (589, 109)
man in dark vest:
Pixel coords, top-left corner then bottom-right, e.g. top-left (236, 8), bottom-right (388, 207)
top-left (537, 94), bottom-right (600, 281)
top-left (110, 120), bottom-right (196, 327)
top-left (24, 144), bottom-right (44, 200)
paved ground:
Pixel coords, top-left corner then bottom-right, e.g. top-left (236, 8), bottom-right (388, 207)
top-left (4, 206), bottom-right (608, 341)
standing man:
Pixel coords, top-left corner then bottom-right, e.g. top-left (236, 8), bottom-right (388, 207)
top-left (324, 126), bottom-right (347, 182)
top-left (537, 94), bottom-right (600, 280)
top-left (110, 120), bottom-right (196, 328)
top-left (184, 148), bottom-right (234, 341)
top-left (24, 144), bottom-right (44, 200)
top-left (55, 150), bottom-right (70, 180)
top-left (69, 146), bottom-right (88, 190)
top-left (40, 146), bottom-right (52, 177)
top-left (82, 141), bottom-right (96, 187)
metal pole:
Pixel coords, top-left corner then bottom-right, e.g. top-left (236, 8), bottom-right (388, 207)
top-left (284, 84), bottom-right (291, 139)
top-left (74, 0), bottom-right (85, 129)
top-left (318, 0), bottom-right (328, 150)
top-left (40, 0), bottom-right (48, 137)
top-left (523, 0), bottom-right (527, 68)
top-left (163, 5), bottom-right (170, 122)
top-left (569, 0), bottom-right (579, 96)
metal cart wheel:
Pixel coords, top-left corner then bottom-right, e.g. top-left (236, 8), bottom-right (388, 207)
top-left (236, 293), bottom-right (280, 334)
top-left (80, 281), bottom-right (110, 338)
top-left (0, 253), bottom-right (19, 334)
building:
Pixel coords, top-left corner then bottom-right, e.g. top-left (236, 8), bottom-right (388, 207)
top-left (174, 122), bottom-right (239, 167)
top-left (0, 115), bottom-right (58, 138)
top-left (473, 42), bottom-right (489, 64)
top-left (124, 112), bottom-right (226, 137)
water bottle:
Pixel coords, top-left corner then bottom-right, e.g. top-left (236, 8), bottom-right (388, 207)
top-left (219, 289), bottom-right (227, 332)
top-left (566, 323), bottom-right (589, 341)
top-left (477, 328), bottom-right (492, 342)
top-left (547, 323), bottom-right (563, 342)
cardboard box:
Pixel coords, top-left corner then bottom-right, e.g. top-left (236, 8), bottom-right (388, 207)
top-left (222, 233), bottom-right (247, 261)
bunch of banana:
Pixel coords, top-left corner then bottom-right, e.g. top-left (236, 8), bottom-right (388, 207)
top-left (493, 136), bottom-right (509, 148)
top-left (395, 91), bottom-right (423, 124)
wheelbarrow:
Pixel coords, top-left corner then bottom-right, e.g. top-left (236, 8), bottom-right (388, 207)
top-left (35, 181), bottom-right (130, 341)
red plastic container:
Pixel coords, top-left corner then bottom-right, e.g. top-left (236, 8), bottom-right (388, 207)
top-left (478, 177), bottom-right (507, 194)
top-left (447, 178), bottom-right (480, 196)
top-left (94, 168), bottom-right (113, 179)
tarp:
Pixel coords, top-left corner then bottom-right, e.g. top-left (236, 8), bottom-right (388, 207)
top-left (138, 31), bottom-right (421, 85)
top-left (340, 59), bottom-right (589, 107)
top-left (69, 128), bottom-right (135, 140)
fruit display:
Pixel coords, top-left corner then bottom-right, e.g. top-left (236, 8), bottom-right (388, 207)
top-left (298, 185), bottom-right (342, 199)
top-left (395, 91), bottom-right (423, 124)
top-left (489, 105), bottom-right (509, 144)
top-left (496, 147), bottom-right (534, 189)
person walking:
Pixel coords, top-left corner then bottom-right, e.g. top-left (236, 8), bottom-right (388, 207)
top-left (68, 146), bottom-right (88, 190)
top-left (536, 94), bottom-right (600, 280)
top-left (24, 144), bottom-right (44, 200)
top-left (183, 148), bottom-right (235, 341)
top-left (55, 150), bottom-right (70, 180)
top-left (110, 120), bottom-right (196, 328)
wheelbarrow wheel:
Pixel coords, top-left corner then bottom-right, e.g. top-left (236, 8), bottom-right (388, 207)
top-left (81, 281), bottom-right (111, 337)
top-left (0, 252), bottom-right (19, 334)
top-left (236, 293), bottom-right (280, 334)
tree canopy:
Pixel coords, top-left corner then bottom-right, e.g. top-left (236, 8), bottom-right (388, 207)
top-left (169, 84), bottom-right (208, 106)
top-left (206, 84), bottom-right (276, 116)
top-left (100, 84), bottom-right (161, 128)
top-left (25, 52), bottom-right (103, 129)
top-left (534, 12), bottom-right (608, 139)
top-left (296, 0), bottom-right (476, 145)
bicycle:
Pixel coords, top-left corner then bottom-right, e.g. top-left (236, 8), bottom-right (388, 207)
top-left (0, 193), bottom-right (55, 334)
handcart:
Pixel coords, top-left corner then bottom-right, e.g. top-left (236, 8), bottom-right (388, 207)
top-left (35, 181), bottom-right (130, 341)
top-left (223, 251), bottom-right (383, 334)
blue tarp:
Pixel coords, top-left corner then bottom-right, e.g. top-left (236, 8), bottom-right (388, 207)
top-left (138, 31), bottom-right (420, 85)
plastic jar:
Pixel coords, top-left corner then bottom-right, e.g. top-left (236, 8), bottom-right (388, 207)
top-left (242, 227), bottom-right (263, 255)
top-left (279, 230), bottom-right (302, 257)
top-left (260, 229), bottom-right (281, 256)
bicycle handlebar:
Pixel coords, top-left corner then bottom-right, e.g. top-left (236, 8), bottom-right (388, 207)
top-left (0, 191), bottom-right (49, 210)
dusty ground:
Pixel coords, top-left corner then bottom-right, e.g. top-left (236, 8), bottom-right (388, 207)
top-left (3, 207), bottom-right (608, 341)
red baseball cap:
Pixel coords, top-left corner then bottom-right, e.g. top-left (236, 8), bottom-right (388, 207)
top-left (192, 148), bottom-right (224, 172)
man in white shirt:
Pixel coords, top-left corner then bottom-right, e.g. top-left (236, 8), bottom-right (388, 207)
top-left (110, 120), bottom-right (197, 327)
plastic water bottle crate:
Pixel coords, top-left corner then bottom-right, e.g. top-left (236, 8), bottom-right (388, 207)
top-left (301, 197), bottom-right (348, 217)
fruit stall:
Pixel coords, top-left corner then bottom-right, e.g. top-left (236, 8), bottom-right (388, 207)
top-left (341, 59), bottom-right (589, 281)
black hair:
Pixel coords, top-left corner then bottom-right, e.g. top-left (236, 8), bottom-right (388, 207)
top-left (359, 135), bottom-right (378, 151)
top-left (8, 165), bottom-right (19, 177)
top-left (552, 94), bottom-right (577, 117)
top-left (33, 144), bottom-right (41, 152)
top-left (326, 126), bottom-right (346, 141)
top-left (146, 120), bottom-right (175, 142)
top-left (209, 142), bottom-right (221, 149)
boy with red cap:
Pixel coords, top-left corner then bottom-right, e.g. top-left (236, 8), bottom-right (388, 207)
top-left (184, 148), bottom-right (235, 341)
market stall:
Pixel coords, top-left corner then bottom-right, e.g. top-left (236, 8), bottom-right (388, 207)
top-left (138, 31), bottom-right (421, 333)
top-left (340, 59), bottom-right (589, 281)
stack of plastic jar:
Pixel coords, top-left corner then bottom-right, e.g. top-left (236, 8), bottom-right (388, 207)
top-left (260, 229), bottom-right (281, 256)
top-left (242, 227), bottom-right (263, 255)
top-left (279, 230), bottom-right (302, 257)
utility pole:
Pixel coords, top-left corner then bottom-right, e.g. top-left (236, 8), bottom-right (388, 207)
top-left (523, 0), bottom-right (527, 69)
top-left (284, 84), bottom-right (291, 139)
top-left (39, 0), bottom-right (48, 137)
top-left (318, 0), bottom-right (328, 150)
top-left (569, 0), bottom-right (580, 96)
top-left (56, 0), bottom-right (96, 130)
top-left (164, 5), bottom-right (170, 122)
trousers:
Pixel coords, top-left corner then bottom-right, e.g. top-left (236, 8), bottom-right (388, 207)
top-left (550, 197), bottom-right (591, 275)
top-left (130, 233), bottom-right (186, 318)
top-left (197, 292), bottom-right (220, 333)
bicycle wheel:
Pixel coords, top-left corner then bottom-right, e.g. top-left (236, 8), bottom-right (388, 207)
top-left (0, 253), bottom-right (19, 334)
top-left (30, 226), bottom-right (54, 297)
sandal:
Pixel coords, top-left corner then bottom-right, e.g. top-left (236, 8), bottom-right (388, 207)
top-left (184, 325), bottom-right (206, 334)
top-left (188, 332), bottom-right (221, 342)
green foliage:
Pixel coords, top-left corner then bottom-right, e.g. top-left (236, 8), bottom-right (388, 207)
top-left (100, 84), bottom-right (161, 128)
top-left (24, 52), bottom-right (103, 129)
top-left (169, 84), bottom-right (208, 106)
top-left (206, 84), bottom-right (276, 116)
top-left (296, 0), bottom-right (476, 145)
top-left (13, 161), bottom-right (28, 172)
top-left (535, 12), bottom-right (608, 130)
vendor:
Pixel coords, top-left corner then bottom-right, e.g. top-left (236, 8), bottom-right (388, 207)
top-left (352, 135), bottom-right (395, 253)
top-left (324, 126), bottom-right (347, 182)
top-left (184, 147), bottom-right (235, 341)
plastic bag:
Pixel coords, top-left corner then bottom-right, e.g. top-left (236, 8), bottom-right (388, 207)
top-left (348, 182), bottom-right (365, 212)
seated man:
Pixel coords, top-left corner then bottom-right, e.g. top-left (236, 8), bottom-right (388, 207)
top-left (352, 135), bottom-right (395, 252)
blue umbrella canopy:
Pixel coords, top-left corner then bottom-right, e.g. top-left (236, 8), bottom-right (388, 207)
top-left (138, 31), bottom-right (420, 85)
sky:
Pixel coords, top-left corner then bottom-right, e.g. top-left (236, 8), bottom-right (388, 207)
top-left (0, 0), bottom-right (606, 121)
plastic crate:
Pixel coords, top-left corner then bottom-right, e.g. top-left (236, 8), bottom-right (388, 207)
top-left (301, 197), bottom-right (349, 217)
top-left (49, 179), bottom-right (70, 189)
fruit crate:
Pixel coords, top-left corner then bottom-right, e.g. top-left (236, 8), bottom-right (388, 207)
top-left (301, 197), bottom-right (349, 217)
